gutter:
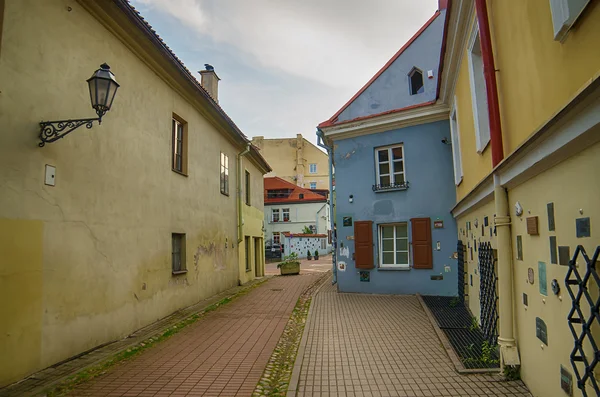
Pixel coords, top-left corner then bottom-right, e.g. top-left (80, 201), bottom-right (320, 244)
top-left (237, 145), bottom-right (250, 243)
top-left (316, 128), bottom-right (336, 285)
top-left (475, 0), bottom-right (504, 167)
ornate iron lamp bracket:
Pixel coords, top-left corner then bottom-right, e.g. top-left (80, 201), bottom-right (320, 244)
top-left (39, 116), bottom-right (102, 147)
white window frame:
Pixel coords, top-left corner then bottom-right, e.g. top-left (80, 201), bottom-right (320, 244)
top-left (467, 21), bottom-right (491, 154)
top-left (549, 0), bottom-right (590, 42)
top-left (378, 223), bottom-right (410, 269)
top-left (450, 97), bottom-right (464, 186)
top-left (282, 208), bottom-right (290, 222)
top-left (309, 163), bottom-right (317, 174)
top-left (272, 232), bottom-right (280, 245)
top-left (272, 208), bottom-right (280, 223)
top-left (220, 152), bottom-right (229, 195)
top-left (309, 182), bottom-right (317, 190)
top-left (374, 144), bottom-right (406, 188)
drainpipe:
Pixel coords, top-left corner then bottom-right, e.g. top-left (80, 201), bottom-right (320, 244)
top-left (475, 0), bottom-right (504, 167)
top-left (316, 128), bottom-right (336, 285)
top-left (237, 145), bottom-right (250, 244)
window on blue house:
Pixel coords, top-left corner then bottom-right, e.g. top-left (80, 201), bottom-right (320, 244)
top-left (379, 223), bottom-right (409, 268)
top-left (375, 145), bottom-right (406, 189)
top-left (408, 67), bottom-right (424, 95)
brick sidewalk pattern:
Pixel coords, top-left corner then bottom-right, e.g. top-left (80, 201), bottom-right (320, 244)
top-left (295, 281), bottom-right (532, 397)
top-left (69, 273), bottom-right (323, 397)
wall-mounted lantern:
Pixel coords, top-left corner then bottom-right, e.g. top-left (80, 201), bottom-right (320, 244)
top-left (39, 63), bottom-right (120, 147)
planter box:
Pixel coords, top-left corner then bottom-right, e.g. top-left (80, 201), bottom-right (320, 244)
top-left (279, 262), bottom-right (300, 275)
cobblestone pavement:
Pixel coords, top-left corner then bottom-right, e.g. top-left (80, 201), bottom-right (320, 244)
top-left (265, 255), bottom-right (332, 276)
top-left (69, 273), bottom-right (323, 397)
top-left (294, 281), bottom-right (531, 397)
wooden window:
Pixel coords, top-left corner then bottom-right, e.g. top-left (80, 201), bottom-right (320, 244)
top-left (375, 145), bottom-right (406, 188)
top-left (283, 208), bottom-right (290, 222)
top-left (379, 223), bottom-right (409, 268)
top-left (172, 116), bottom-right (188, 174)
top-left (245, 236), bottom-right (251, 271)
top-left (354, 220), bottom-right (374, 269)
top-left (272, 209), bottom-right (280, 222)
top-left (220, 153), bottom-right (229, 195)
top-left (172, 233), bottom-right (186, 274)
top-left (245, 170), bottom-right (250, 205)
top-left (411, 218), bottom-right (432, 269)
top-left (450, 97), bottom-right (463, 185)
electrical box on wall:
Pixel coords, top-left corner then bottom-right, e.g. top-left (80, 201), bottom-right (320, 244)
top-left (45, 165), bottom-right (56, 186)
top-left (427, 70), bottom-right (434, 79)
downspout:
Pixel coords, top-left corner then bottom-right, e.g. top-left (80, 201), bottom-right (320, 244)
top-left (316, 128), bottom-right (336, 285)
top-left (475, 0), bottom-right (504, 167)
top-left (237, 145), bottom-right (250, 244)
top-left (475, 0), bottom-right (518, 368)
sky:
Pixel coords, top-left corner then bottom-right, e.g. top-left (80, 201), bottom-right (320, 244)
top-left (130, 0), bottom-right (439, 146)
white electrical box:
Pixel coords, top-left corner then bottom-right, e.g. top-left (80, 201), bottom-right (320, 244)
top-left (45, 165), bottom-right (56, 186)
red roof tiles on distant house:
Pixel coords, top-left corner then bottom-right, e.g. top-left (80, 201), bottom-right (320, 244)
top-left (318, 10), bottom-right (442, 128)
top-left (264, 177), bottom-right (327, 204)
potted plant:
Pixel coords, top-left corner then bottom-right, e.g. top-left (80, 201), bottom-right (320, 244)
top-left (277, 252), bottom-right (300, 275)
top-left (307, 249), bottom-right (312, 260)
top-left (314, 249), bottom-right (319, 260)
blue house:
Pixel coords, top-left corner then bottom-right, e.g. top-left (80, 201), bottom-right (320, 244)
top-left (317, 1), bottom-right (458, 295)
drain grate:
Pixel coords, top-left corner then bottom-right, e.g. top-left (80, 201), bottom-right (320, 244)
top-left (422, 295), bottom-right (499, 369)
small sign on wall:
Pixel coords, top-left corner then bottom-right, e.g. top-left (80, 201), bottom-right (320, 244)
top-left (434, 220), bottom-right (444, 228)
top-left (337, 261), bottom-right (346, 272)
top-left (560, 365), bottom-right (573, 396)
top-left (526, 216), bottom-right (539, 235)
top-left (342, 216), bottom-right (353, 227)
top-left (538, 261), bottom-right (548, 296)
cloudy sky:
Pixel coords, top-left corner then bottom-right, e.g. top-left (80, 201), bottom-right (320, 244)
top-left (130, 0), bottom-right (439, 145)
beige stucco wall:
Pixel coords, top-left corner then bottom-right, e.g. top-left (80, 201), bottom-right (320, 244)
top-left (508, 142), bottom-right (600, 397)
top-left (0, 0), bottom-right (255, 386)
top-left (252, 135), bottom-right (329, 189)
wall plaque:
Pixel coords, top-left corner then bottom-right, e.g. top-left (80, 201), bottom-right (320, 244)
top-left (470, 274), bottom-right (473, 286)
top-left (560, 365), bottom-right (573, 396)
top-left (359, 271), bottom-right (370, 282)
top-left (527, 216), bottom-right (539, 235)
top-left (559, 246), bottom-right (571, 266)
top-left (484, 216), bottom-right (489, 227)
top-left (549, 236), bottom-right (557, 264)
top-left (539, 261), bottom-right (548, 296)
top-left (528, 268), bottom-right (535, 284)
top-left (431, 274), bottom-right (443, 280)
top-left (547, 202), bottom-right (555, 231)
top-left (434, 220), bottom-right (444, 228)
top-left (342, 216), bottom-right (353, 227)
top-left (516, 235), bottom-right (523, 261)
top-left (523, 293), bottom-right (528, 306)
top-left (576, 217), bottom-right (591, 238)
top-left (536, 317), bottom-right (548, 345)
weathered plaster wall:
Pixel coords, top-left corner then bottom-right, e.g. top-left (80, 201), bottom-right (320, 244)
top-left (0, 0), bottom-right (248, 386)
top-left (333, 120), bottom-right (458, 295)
top-left (336, 10), bottom-right (446, 123)
top-left (508, 142), bottom-right (600, 397)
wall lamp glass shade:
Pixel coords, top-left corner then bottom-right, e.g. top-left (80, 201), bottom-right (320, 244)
top-left (87, 63), bottom-right (120, 119)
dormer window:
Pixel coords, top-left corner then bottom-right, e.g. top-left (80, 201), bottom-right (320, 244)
top-left (408, 67), bottom-right (424, 95)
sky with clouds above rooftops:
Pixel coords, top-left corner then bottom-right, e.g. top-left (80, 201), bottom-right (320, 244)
top-left (130, 0), bottom-right (439, 145)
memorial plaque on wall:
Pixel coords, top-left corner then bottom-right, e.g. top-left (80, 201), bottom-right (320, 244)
top-left (560, 365), bottom-right (573, 396)
top-left (576, 217), bottom-right (591, 238)
top-left (549, 236), bottom-right (557, 264)
top-left (527, 216), bottom-right (539, 235)
top-left (538, 261), bottom-right (548, 296)
top-left (536, 317), bottom-right (548, 345)
top-left (559, 246), bottom-right (571, 266)
top-left (547, 202), bottom-right (555, 231)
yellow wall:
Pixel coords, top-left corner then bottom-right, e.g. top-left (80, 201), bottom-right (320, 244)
top-left (302, 139), bottom-right (330, 190)
top-left (456, 200), bottom-right (497, 322)
top-left (0, 220), bottom-right (44, 386)
top-left (0, 0), bottom-right (262, 386)
top-left (489, 0), bottom-right (600, 154)
top-left (509, 142), bottom-right (600, 397)
top-left (454, 15), bottom-right (493, 201)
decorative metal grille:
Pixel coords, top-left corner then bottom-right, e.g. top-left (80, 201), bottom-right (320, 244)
top-left (566, 245), bottom-right (600, 397)
top-left (478, 241), bottom-right (498, 346)
top-left (457, 240), bottom-right (467, 302)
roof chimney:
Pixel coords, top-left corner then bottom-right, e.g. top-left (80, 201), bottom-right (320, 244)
top-left (199, 64), bottom-right (220, 103)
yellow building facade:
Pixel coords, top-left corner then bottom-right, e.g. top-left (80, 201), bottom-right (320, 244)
top-left (251, 134), bottom-right (330, 191)
top-left (0, 0), bottom-right (269, 387)
top-left (442, 1), bottom-right (600, 396)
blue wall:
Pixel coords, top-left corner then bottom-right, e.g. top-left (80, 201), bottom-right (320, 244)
top-left (334, 120), bottom-right (458, 295)
top-left (337, 10), bottom-right (445, 123)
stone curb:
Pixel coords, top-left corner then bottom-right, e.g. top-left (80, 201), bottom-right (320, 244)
top-left (416, 294), bottom-right (500, 375)
top-left (286, 273), bottom-right (332, 397)
top-left (0, 277), bottom-right (272, 397)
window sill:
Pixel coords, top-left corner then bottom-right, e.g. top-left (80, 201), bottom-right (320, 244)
top-left (378, 266), bottom-right (411, 271)
top-left (172, 169), bottom-right (188, 177)
top-left (221, 192), bottom-right (230, 197)
top-left (172, 270), bottom-right (188, 275)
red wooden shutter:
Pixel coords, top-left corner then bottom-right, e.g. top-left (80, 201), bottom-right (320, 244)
top-left (411, 218), bottom-right (432, 269)
top-left (354, 221), bottom-right (374, 269)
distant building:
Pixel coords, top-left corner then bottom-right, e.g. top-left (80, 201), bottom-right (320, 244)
top-left (252, 134), bottom-right (329, 191)
top-left (263, 177), bottom-right (331, 257)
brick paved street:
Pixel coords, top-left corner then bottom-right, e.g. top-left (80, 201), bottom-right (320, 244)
top-left (294, 281), bottom-right (531, 397)
top-left (69, 273), bottom-right (322, 397)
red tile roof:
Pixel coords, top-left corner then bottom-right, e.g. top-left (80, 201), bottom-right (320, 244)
top-left (318, 10), bottom-right (442, 128)
top-left (264, 177), bottom-right (327, 204)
